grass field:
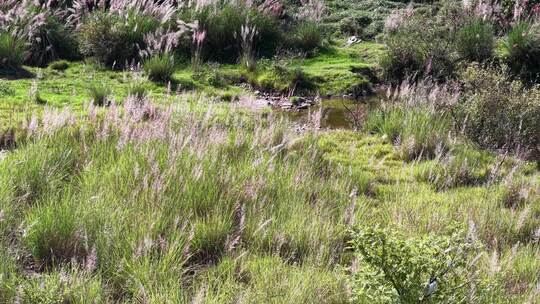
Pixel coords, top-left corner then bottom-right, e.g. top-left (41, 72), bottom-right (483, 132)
top-left (0, 91), bottom-right (538, 302)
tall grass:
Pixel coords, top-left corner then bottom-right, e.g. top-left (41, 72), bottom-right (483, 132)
top-left (0, 32), bottom-right (26, 68)
top-left (0, 95), bottom-right (538, 302)
top-left (502, 21), bottom-right (540, 82)
top-left (364, 106), bottom-right (451, 160)
top-left (143, 53), bottom-right (175, 82)
top-left (456, 19), bottom-right (494, 62)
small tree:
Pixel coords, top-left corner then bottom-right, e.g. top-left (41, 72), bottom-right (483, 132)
top-left (349, 225), bottom-right (479, 303)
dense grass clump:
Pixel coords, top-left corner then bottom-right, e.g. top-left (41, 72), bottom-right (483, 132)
top-left (0, 32), bottom-right (26, 69)
top-left (143, 54), bottom-right (175, 82)
top-left (364, 106), bottom-right (451, 160)
top-left (502, 21), bottom-right (540, 82)
top-left (49, 60), bottom-right (70, 71)
top-left (88, 83), bottom-right (111, 106)
top-left (292, 21), bottom-right (324, 53)
top-left (25, 15), bottom-right (79, 66)
top-left (78, 12), bottom-right (160, 68)
top-left (456, 19), bottom-right (494, 62)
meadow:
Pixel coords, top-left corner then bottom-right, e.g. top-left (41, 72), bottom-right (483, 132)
top-left (0, 0), bottom-right (539, 303)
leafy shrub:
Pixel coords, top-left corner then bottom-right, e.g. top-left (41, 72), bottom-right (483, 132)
top-left (25, 15), bottom-right (79, 66)
top-left (78, 11), bottom-right (159, 68)
top-left (49, 60), bottom-right (70, 71)
top-left (456, 19), bottom-right (494, 62)
top-left (502, 21), bottom-right (540, 82)
top-left (88, 83), bottom-right (111, 106)
top-left (0, 32), bottom-right (26, 68)
top-left (459, 65), bottom-right (540, 160)
top-left (186, 4), bottom-right (282, 62)
top-left (292, 21), bottom-right (323, 53)
top-left (143, 54), bottom-right (175, 82)
top-left (381, 12), bottom-right (457, 83)
top-left (350, 225), bottom-right (479, 303)
top-left (364, 106), bottom-right (451, 160)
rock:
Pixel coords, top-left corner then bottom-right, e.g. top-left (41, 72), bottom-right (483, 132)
top-left (345, 36), bottom-right (361, 47)
top-left (280, 102), bottom-right (293, 109)
top-left (296, 103), bottom-right (310, 109)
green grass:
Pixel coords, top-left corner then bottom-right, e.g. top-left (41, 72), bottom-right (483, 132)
top-left (0, 96), bottom-right (538, 302)
top-left (0, 41), bottom-right (384, 127)
top-left (252, 42), bottom-right (384, 96)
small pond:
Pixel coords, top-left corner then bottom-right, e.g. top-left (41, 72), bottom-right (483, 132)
top-left (279, 94), bottom-right (383, 130)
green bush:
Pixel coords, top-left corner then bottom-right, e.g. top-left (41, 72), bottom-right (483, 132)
top-left (49, 60), bottom-right (70, 71)
top-left (78, 11), bottom-right (159, 68)
top-left (0, 32), bottom-right (26, 68)
top-left (292, 21), bottom-right (323, 53)
top-left (186, 4), bottom-right (283, 62)
top-left (143, 54), bottom-right (175, 82)
top-left (88, 83), bottom-right (111, 106)
top-left (350, 225), bottom-right (479, 303)
top-left (380, 13), bottom-right (456, 83)
top-left (459, 65), bottom-right (540, 160)
top-left (502, 22), bottom-right (540, 82)
top-left (456, 19), bottom-right (494, 62)
top-left (25, 15), bottom-right (79, 66)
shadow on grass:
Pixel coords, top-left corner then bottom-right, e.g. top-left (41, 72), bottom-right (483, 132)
top-left (152, 76), bottom-right (198, 92)
top-left (0, 67), bottom-right (35, 80)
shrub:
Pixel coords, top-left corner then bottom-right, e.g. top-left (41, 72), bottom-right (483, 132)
top-left (0, 32), bottom-right (26, 68)
top-left (78, 11), bottom-right (159, 68)
top-left (186, 4), bottom-right (283, 62)
top-left (88, 83), bottom-right (111, 106)
top-left (350, 225), bottom-right (479, 303)
top-left (502, 21), bottom-right (540, 82)
top-left (143, 54), bottom-right (175, 82)
top-left (381, 12), bottom-right (456, 83)
top-left (292, 21), bottom-right (323, 53)
top-left (456, 19), bottom-right (494, 62)
top-left (49, 60), bottom-right (70, 71)
top-left (25, 15), bottom-right (79, 66)
top-left (459, 65), bottom-right (540, 160)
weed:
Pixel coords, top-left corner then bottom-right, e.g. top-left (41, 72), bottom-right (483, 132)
top-left (143, 54), bottom-right (175, 82)
top-left (88, 83), bottom-right (111, 106)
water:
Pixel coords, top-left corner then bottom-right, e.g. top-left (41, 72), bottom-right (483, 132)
top-left (280, 95), bottom-right (382, 130)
